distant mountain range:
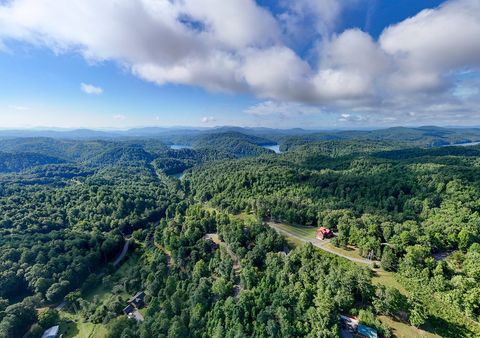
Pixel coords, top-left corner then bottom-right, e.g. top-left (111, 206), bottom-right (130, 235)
top-left (1, 126), bottom-right (480, 148)
top-left (0, 126), bottom-right (318, 140)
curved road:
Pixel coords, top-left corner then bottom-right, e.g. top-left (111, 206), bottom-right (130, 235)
top-left (267, 222), bottom-right (373, 265)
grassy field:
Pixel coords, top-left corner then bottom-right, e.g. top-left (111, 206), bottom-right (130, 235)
top-left (268, 221), bottom-right (317, 238)
top-left (372, 269), bottom-right (407, 295)
top-left (284, 235), bottom-right (305, 248)
top-left (379, 316), bottom-right (441, 338)
top-left (323, 242), bottom-right (366, 260)
top-left (60, 312), bottom-right (107, 338)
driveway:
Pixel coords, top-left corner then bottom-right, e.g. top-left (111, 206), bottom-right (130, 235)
top-left (113, 238), bottom-right (131, 266)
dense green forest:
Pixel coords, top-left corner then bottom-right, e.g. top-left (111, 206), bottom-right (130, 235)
top-left (187, 140), bottom-right (480, 331)
top-left (1, 129), bottom-right (480, 337)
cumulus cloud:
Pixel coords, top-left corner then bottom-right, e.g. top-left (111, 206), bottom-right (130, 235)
top-left (81, 83), bottom-right (103, 95)
top-left (0, 0), bottom-right (479, 124)
top-left (380, 0), bottom-right (480, 93)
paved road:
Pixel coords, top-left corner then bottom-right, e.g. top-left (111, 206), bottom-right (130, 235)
top-left (267, 222), bottom-right (373, 265)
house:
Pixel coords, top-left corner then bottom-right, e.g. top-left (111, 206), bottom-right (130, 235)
top-left (123, 291), bottom-right (146, 316)
top-left (316, 227), bottom-right (333, 240)
top-left (41, 325), bottom-right (59, 338)
top-left (356, 324), bottom-right (378, 338)
top-left (128, 291), bottom-right (145, 308)
top-left (340, 315), bottom-right (358, 334)
top-left (122, 303), bottom-right (134, 315)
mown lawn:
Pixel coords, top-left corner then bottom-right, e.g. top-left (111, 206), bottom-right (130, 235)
top-left (284, 235), bottom-right (304, 248)
top-left (269, 222), bottom-right (317, 238)
top-left (372, 269), bottom-right (407, 295)
top-left (59, 312), bottom-right (108, 338)
top-left (379, 315), bottom-right (441, 338)
top-left (323, 243), bottom-right (366, 261)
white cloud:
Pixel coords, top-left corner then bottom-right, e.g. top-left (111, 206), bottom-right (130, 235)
top-left (201, 116), bottom-right (215, 123)
top-left (338, 113), bottom-right (366, 123)
top-left (241, 46), bottom-right (313, 101)
top-left (0, 0), bottom-right (479, 125)
top-left (245, 100), bottom-right (323, 117)
top-left (113, 114), bottom-right (126, 121)
top-left (9, 105), bottom-right (29, 111)
top-left (80, 83), bottom-right (103, 95)
top-left (380, 0), bottom-right (480, 92)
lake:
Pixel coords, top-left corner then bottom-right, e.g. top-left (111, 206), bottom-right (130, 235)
top-left (441, 141), bottom-right (480, 147)
top-left (170, 172), bottom-right (185, 180)
top-left (455, 141), bottom-right (480, 147)
top-left (169, 144), bottom-right (193, 150)
top-left (263, 144), bottom-right (281, 154)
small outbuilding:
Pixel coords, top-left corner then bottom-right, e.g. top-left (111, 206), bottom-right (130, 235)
top-left (41, 325), bottom-right (59, 338)
top-left (356, 324), bottom-right (378, 338)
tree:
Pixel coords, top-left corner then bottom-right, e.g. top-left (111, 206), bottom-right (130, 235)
top-left (46, 281), bottom-right (70, 302)
top-left (381, 247), bottom-right (397, 271)
top-left (0, 303), bottom-right (37, 338)
top-left (38, 308), bottom-right (60, 329)
top-left (64, 291), bottom-right (82, 313)
top-left (408, 296), bottom-right (427, 328)
top-left (0, 298), bottom-right (9, 312)
top-left (373, 286), bottom-right (405, 317)
top-left (106, 318), bottom-right (139, 338)
top-left (25, 323), bottom-right (44, 338)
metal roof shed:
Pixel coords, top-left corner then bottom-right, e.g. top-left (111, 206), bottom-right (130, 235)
top-left (42, 325), bottom-right (59, 338)
top-left (356, 324), bottom-right (378, 338)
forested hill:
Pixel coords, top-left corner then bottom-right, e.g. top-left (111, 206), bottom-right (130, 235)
top-left (186, 140), bottom-right (480, 334)
top-left (279, 126), bottom-right (480, 150)
top-left (0, 135), bottom-right (270, 174)
top-left (3, 126), bottom-right (480, 150)
top-left (0, 152), bottom-right (65, 172)
top-left (2, 133), bottom-right (480, 337)
top-left (192, 132), bottom-right (274, 157)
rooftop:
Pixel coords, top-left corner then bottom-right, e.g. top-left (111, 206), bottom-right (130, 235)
top-left (357, 324), bottom-right (378, 338)
top-left (42, 325), bottom-right (59, 338)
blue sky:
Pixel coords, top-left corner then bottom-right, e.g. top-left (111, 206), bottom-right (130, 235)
top-left (0, 43), bottom-right (258, 128)
top-left (0, 0), bottom-right (478, 129)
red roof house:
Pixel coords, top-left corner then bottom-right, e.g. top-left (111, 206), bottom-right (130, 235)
top-left (316, 227), bottom-right (333, 240)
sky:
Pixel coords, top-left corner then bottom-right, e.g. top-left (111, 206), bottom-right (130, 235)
top-left (0, 0), bottom-right (479, 129)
